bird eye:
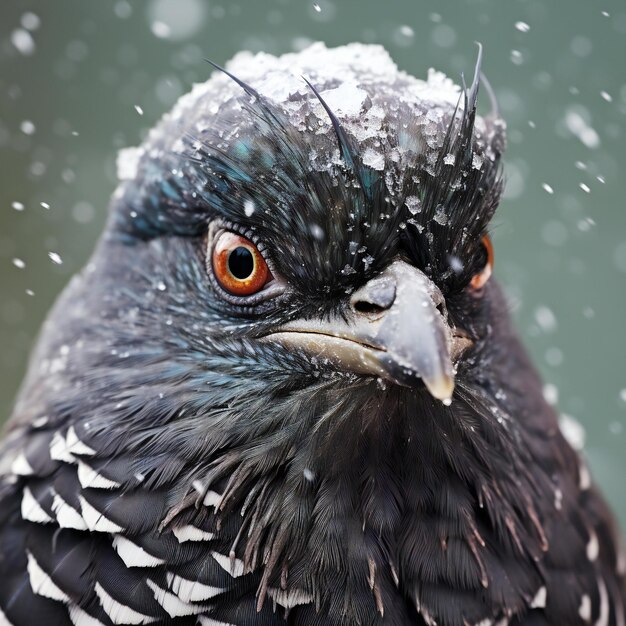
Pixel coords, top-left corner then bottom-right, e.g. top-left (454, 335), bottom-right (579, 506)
top-left (212, 231), bottom-right (270, 296)
top-left (470, 235), bottom-right (494, 290)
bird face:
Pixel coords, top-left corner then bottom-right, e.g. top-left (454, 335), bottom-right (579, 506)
top-left (207, 218), bottom-right (481, 402)
top-left (106, 44), bottom-right (505, 427)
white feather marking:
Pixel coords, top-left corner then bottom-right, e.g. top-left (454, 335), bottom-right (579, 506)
top-left (78, 461), bottom-right (120, 490)
top-left (579, 594), bottom-right (592, 622)
top-left (203, 490), bottom-right (222, 509)
top-left (27, 551), bottom-right (70, 603)
top-left (166, 572), bottom-right (223, 602)
top-left (69, 606), bottom-right (107, 626)
top-left (112, 536), bottom-right (165, 568)
top-left (267, 587), bottom-right (313, 608)
top-left (21, 487), bottom-right (53, 524)
top-left (146, 580), bottom-right (208, 617)
top-left (191, 481), bottom-right (222, 510)
top-left (65, 426), bottom-right (96, 456)
top-left (11, 453), bottom-right (34, 476)
top-left (495, 620), bottom-right (509, 626)
top-left (596, 578), bottom-right (610, 626)
top-left (530, 586), bottom-right (547, 609)
top-left (79, 496), bottom-right (124, 533)
top-left (94, 582), bottom-right (156, 625)
top-left (473, 620), bottom-right (492, 626)
top-left (211, 551), bottom-right (245, 578)
top-left (587, 529), bottom-right (600, 561)
top-left (0, 606), bottom-right (15, 626)
top-left (52, 493), bottom-right (87, 530)
top-left (172, 525), bottom-right (215, 543)
top-left (49, 431), bottom-right (76, 464)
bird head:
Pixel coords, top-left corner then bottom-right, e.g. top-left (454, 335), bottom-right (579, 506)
top-left (10, 42), bottom-right (521, 496)
top-left (3, 43), bottom-right (618, 626)
top-left (4, 43), bottom-right (592, 625)
top-left (115, 44), bottom-right (501, 388)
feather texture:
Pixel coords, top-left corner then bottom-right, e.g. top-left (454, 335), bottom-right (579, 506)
top-left (0, 42), bottom-right (623, 626)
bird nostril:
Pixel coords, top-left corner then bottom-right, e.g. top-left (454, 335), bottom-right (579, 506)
top-left (350, 278), bottom-right (396, 314)
top-left (435, 300), bottom-right (448, 321)
top-left (353, 300), bottom-right (387, 315)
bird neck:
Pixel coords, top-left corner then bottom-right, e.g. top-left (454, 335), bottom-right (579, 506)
top-left (165, 377), bottom-right (559, 616)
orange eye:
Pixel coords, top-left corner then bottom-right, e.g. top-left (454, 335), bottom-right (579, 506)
top-left (212, 232), bottom-right (270, 296)
top-left (470, 235), bottom-right (494, 290)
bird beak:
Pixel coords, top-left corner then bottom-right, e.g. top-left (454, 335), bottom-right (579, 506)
top-left (262, 260), bottom-right (472, 403)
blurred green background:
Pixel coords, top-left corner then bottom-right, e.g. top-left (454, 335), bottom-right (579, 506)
top-left (0, 0), bottom-right (625, 524)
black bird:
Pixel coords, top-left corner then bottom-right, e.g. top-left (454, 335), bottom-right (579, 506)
top-left (0, 42), bottom-right (623, 626)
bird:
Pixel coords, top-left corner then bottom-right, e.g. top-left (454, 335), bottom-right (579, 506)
top-left (0, 40), bottom-right (623, 626)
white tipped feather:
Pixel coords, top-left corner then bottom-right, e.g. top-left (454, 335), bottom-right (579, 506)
top-left (21, 487), bottom-right (53, 524)
top-left (166, 572), bottom-right (224, 602)
top-left (78, 461), bottom-right (120, 490)
top-left (112, 536), bottom-right (165, 568)
top-left (52, 493), bottom-right (87, 530)
top-left (94, 583), bottom-right (156, 625)
top-left (79, 496), bottom-right (124, 533)
top-left (27, 552), bottom-right (70, 603)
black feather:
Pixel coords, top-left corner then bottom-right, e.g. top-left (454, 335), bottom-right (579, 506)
top-left (0, 43), bottom-right (623, 626)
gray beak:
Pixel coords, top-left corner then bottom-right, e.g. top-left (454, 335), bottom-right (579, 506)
top-left (263, 260), bottom-right (472, 403)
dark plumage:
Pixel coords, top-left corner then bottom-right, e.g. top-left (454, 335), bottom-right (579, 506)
top-left (0, 42), bottom-right (623, 626)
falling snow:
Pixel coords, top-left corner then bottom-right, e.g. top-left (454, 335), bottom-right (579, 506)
top-left (564, 109), bottom-right (600, 149)
top-left (20, 120), bottom-right (36, 135)
top-left (543, 384), bottom-right (559, 405)
top-left (151, 21), bottom-right (171, 39)
top-left (559, 414), bottom-right (586, 451)
top-left (10, 29), bottom-right (36, 56)
top-left (534, 306), bottom-right (557, 332)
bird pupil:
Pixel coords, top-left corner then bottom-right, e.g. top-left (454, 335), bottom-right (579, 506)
top-left (228, 247), bottom-right (254, 279)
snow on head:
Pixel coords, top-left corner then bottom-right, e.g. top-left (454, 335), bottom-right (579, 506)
top-left (118, 42), bottom-right (504, 185)
top-left (159, 43), bottom-right (470, 145)
top-left (222, 43), bottom-right (462, 107)
top-left (116, 147), bottom-right (143, 181)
